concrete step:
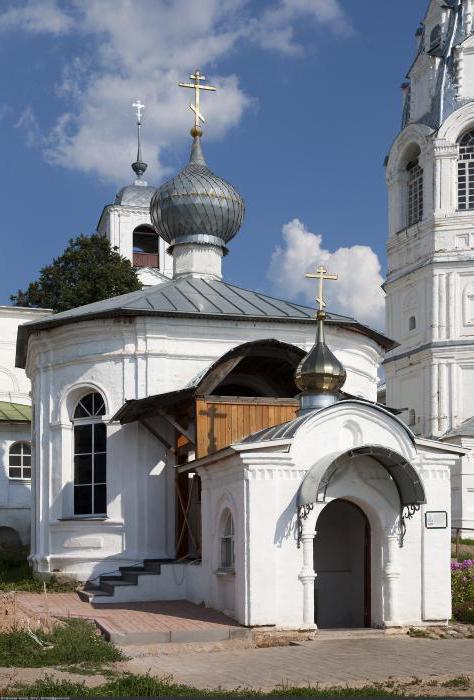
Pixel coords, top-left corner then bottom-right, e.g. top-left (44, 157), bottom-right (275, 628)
top-left (78, 587), bottom-right (111, 602)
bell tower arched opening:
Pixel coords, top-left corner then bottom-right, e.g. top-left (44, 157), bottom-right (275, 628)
top-left (133, 224), bottom-right (159, 269)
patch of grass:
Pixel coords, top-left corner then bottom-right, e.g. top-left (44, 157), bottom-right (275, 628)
top-left (455, 549), bottom-right (474, 563)
top-left (1, 674), bottom-right (401, 697)
top-left (0, 619), bottom-right (123, 667)
top-left (407, 627), bottom-right (430, 638)
top-left (0, 548), bottom-right (78, 593)
top-left (456, 538), bottom-right (474, 546)
top-left (441, 675), bottom-right (471, 690)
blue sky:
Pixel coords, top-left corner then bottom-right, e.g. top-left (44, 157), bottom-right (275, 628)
top-left (0, 0), bottom-right (428, 327)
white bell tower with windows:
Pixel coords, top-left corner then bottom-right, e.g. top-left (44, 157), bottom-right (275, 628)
top-left (96, 101), bottom-right (173, 286)
top-left (385, 0), bottom-right (474, 531)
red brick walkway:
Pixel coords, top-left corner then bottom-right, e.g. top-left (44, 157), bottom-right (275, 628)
top-left (18, 593), bottom-right (244, 645)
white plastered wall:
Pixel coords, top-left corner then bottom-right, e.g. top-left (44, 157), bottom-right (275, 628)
top-left (192, 402), bottom-right (456, 628)
top-left (25, 312), bottom-right (383, 580)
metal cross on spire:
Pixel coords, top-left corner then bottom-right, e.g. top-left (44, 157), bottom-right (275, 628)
top-left (132, 99), bottom-right (145, 125)
top-left (131, 99), bottom-right (147, 183)
top-left (178, 70), bottom-right (216, 136)
top-left (305, 265), bottom-right (338, 314)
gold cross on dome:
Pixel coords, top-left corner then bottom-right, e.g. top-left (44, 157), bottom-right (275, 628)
top-left (178, 70), bottom-right (216, 130)
top-left (305, 265), bottom-right (338, 313)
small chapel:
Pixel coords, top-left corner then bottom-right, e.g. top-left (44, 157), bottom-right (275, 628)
top-left (15, 56), bottom-right (463, 630)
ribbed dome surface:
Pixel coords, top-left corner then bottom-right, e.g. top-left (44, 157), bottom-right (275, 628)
top-left (150, 137), bottom-right (244, 250)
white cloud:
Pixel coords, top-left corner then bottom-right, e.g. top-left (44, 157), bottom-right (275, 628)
top-left (269, 218), bottom-right (385, 329)
top-left (0, 0), bottom-right (73, 34)
top-left (0, 0), bottom-right (351, 182)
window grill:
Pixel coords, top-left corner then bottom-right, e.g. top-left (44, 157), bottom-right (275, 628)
top-left (73, 392), bottom-right (107, 516)
top-left (458, 130), bottom-right (474, 210)
top-left (9, 442), bottom-right (31, 480)
top-left (407, 160), bottom-right (423, 226)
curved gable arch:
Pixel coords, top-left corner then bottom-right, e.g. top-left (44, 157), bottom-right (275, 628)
top-left (297, 445), bottom-right (425, 511)
top-left (195, 339), bottom-right (305, 398)
top-left (386, 123), bottom-right (433, 181)
top-left (437, 101), bottom-right (474, 143)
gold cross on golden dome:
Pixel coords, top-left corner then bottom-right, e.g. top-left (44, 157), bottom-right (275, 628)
top-left (306, 265), bottom-right (338, 313)
top-left (178, 70), bottom-right (216, 134)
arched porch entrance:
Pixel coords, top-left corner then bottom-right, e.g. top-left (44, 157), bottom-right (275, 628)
top-left (314, 499), bottom-right (370, 628)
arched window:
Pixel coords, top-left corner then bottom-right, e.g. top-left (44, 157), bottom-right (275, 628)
top-left (133, 224), bottom-right (159, 269)
top-left (408, 315), bottom-right (416, 331)
top-left (220, 509), bottom-right (235, 569)
top-left (73, 392), bottom-right (106, 516)
top-left (9, 442), bottom-right (31, 480)
top-left (458, 130), bottom-right (474, 210)
top-left (407, 158), bottom-right (423, 226)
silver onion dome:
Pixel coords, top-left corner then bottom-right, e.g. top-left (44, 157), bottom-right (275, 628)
top-left (150, 136), bottom-right (245, 252)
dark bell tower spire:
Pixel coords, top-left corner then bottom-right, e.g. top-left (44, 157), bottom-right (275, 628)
top-left (131, 99), bottom-right (148, 185)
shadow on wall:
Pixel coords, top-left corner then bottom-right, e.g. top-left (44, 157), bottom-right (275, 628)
top-left (274, 494), bottom-right (298, 547)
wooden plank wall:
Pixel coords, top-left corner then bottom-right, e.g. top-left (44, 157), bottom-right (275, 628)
top-left (195, 396), bottom-right (299, 458)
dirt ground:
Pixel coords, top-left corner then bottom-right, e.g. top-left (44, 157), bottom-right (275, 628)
top-left (0, 592), bottom-right (60, 634)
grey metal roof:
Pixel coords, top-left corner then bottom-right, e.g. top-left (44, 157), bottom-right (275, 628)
top-left (442, 416), bottom-right (474, 439)
top-left (240, 400), bottom-right (415, 445)
top-left (150, 137), bottom-right (245, 251)
top-left (115, 184), bottom-right (156, 207)
top-left (15, 278), bottom-right (395, 368)
top-left (298, 445), bottom-right (425, 510)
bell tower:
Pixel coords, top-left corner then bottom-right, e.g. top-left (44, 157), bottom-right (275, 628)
top-left (97, 100), bottom-right (173, 286)
top-left (385, 0), bottom-right (474, 531)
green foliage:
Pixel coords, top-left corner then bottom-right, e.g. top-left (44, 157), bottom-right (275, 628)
top-left (0, 548), bottom-right (77, 593)
top-left (451, 560), bottom-right (474, 623)
top-left (0, 619), bottom-right (123, 667)
top-left (2, 673), bottom-right (400, 697)
top-left (456, 549), bottom-right (474, 562)
top-left (441, 676), bottom-right (471, 689)
top-left (10, 234), bottom-right (142, 313)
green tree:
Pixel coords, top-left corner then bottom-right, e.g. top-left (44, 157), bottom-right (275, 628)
top-left (11, 234), bottom-right (142, 313)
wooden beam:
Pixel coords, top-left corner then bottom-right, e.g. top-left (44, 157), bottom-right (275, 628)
top-left (140, 419), bottom-right (173, 452)
top-left (157, 409), bottom-right (195, 445)
top-left (197, 355), bottom-right (243, 395)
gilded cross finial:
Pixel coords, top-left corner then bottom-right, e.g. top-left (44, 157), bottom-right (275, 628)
top-left (305, 265), bottom-right (338, 314)
top-left (178, 69), bottom-right (216, 137)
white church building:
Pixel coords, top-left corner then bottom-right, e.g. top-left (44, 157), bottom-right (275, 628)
top-left (13, 56), bottom-right (465, 630)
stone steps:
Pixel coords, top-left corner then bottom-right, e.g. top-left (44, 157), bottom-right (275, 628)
top-left (78, 559), bottom-right (174, 602)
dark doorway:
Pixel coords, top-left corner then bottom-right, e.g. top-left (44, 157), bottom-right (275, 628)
top-left (314, 499), bottom-right (370, 628)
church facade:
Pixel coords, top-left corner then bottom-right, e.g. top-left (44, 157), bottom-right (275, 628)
top-left (385, 0), bottom-right (474, 534)
top-left (15, 64), bottom-right (461, 630)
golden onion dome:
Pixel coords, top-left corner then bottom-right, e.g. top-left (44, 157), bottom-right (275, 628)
top-left (295, 311), bottom-right (346, 397)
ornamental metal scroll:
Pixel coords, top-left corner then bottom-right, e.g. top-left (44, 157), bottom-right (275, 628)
top-left (399, 503), bottom-right (421, 547)
top-left (297, 503), bottom-right (314, 548)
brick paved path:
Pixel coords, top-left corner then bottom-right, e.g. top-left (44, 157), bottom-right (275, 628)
top-left (128, 637), bottom-right (474, 691)
top-left (18, 593), bottom-right (240, 644)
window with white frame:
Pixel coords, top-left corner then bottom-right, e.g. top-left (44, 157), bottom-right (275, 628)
top-left (9, 442), bottom-right (31, 480)
top-left (458, 130), bottom-right (474, 210)
top-left (73, 392), bottom-right (106, 516)
top-left (220, 509), bottom-right (235, 569)
top-left (407, 159), bottom-right (423, 226)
